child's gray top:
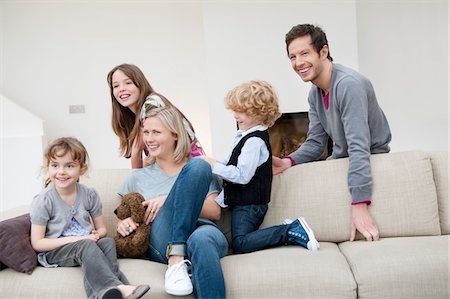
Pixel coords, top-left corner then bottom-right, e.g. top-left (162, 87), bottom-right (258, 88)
top-left (30, 183), bottom-right (102, 238)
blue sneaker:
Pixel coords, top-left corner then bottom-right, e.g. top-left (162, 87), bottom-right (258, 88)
top-left (286, 217), bottom-right (319, 251)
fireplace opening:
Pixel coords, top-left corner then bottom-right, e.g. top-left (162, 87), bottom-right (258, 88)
top-left (268, 112), bottom-right (332, 159)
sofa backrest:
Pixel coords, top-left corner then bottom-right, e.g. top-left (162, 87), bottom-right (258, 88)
top-left (429, 151), bottom-right (449, 234)
top-left (264, 151), bottom-right (442, 242)
top-left (80, 151), bottom-right (444, 243)
top-left (81, 169), bottom-right (132, 238)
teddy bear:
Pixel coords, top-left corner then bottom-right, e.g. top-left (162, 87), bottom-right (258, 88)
top-left (114, 192), bottom-right (151, 258)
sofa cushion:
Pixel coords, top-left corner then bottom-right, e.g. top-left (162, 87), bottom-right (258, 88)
top-left (265, 151), bottom-right (441, 242)
top-left (339, 235), bottom-right (449, 299)
top-left (221, 243), bottom-right (356, 298)
top-left (429, 151), bottom-right (449, 234)
top-left (0, 259), bottom-right (168, 299)
top-left (0, 214), bottom-right (37, 274)
top-left (81, 169), bottom-right (133, 237)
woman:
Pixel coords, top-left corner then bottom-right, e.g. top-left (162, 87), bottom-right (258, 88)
top-left (107, 63), bottom-right (204, 168)
top-left (116, 106), bottom-right (228, 298)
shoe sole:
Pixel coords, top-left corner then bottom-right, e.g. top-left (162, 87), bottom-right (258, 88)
top-left (127, 285), bottom-right (151, 299)
top-left (165, 286), bottom-right (193, 296)
top-left (100, 287), bottom-right (122, 299)
top-left (298, 217), bottom-right (320, 251)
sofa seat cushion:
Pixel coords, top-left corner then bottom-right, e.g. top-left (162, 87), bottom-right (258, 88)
top-left (339, 235), bottom-right (449, 299)
top-left (0, 245), bottom-right (357, 299)
top-left (265, 151), bottom-right (441, 243)
top-left (0, 259), bottom-right (167, 299)
top-left (119, 259), bottom-right (180, 298)
top-left (0, 266), bottom-right (88, 299)
top-left (221, 243), bottom-right (356, 298)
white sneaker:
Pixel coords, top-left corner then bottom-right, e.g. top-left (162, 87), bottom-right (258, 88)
top-left (165, 259), bottom-right (193, 296)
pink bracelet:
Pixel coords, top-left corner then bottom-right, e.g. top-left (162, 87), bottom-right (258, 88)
top-left (351, 200), bottom-right (372, 205)
top-left (282, 156), bottom-right (296, 166)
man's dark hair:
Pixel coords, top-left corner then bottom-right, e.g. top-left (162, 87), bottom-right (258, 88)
top-left (285, 24), bottom-right (333, 62)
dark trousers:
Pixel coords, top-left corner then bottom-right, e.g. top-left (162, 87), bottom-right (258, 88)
top-left (231, 204), bottom-right (290, 254)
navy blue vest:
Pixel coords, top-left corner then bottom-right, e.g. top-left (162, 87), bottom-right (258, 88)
top-left (224, 130), bottom-right (272, 207)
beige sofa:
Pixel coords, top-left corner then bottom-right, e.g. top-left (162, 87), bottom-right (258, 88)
top-left (1, 150), bottom-right (448, 298)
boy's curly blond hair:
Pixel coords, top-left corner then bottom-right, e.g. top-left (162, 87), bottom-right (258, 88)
top-left (225, 80), bottom-right (281, 127)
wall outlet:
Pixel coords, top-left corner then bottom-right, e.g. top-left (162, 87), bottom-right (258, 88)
top-left (69, 105), bottom-right (85, 114)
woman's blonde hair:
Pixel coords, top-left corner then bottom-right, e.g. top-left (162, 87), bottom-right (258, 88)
top-left (143, 107), bottom-right (191, 165)
top-left (225, 80), bottom-right (281, 127)
top-left (42, 137), bottom-right (89, 187)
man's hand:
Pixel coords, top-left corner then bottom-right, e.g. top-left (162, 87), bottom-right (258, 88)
top-left (272, 156), bottom-right (291, 175)
top-left (350, 203), bottom-right (379, 241)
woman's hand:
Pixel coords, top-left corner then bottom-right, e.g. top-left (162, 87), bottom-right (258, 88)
top-left (143, 196), bottom-right (167, 224)
top-left (117, 217), bottom-right (139, 237)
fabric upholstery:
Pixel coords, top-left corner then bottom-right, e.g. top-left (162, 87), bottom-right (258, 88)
top-left (221, 243), bottom-right (356, 298)
top-left (265, 151), bottom-right (441, 242)
top-left (1, 150), bottom-right (447, 298)
top-left (80, 169), bottom-right (132, 237)
top-left (429, 151), bottom-right (449, 234)
top-left (339, 235), bottom-right (449, 299)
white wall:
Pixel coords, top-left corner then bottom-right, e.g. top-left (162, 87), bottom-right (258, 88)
top-left (203, 1), bottom-right (359, 159)
top-left (356, 0), bottom-right (448, 152)
top-left (1, 94), bottom-right (43, 211)
top-left (1, 1), bottom-right (211, 169)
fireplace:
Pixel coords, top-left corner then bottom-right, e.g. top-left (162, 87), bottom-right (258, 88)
top-left (268, 112), bottom-right (332, 159)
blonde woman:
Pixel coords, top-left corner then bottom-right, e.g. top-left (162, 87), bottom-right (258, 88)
top-left (116, 107), bottom-right (227, 298)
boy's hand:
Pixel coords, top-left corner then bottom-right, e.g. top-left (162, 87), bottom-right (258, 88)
top-left (199, 155), bottom-right (217, 168)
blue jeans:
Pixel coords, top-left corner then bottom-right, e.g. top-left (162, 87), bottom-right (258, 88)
top-left (146, 158), bottom-right (228, 299)
top-left (231, 204), bottom-right (290, 254)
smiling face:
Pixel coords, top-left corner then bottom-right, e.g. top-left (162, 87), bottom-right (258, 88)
top-left (288, 35), bottom-right (329, 85)
top-left (47, 151), bottom-right (84, 192)
top-left (111, 70), bottom-right (140, 113)
top-left (142, 116), bottom-right (178, 161)
top-left (233, 110), bottom-right (261, 131)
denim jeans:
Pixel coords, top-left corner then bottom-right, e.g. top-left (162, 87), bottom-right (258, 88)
top-left (231, 204), bottom-right (290, 254)
top-left (146, 158), bottom-right (229, 299)
top-left (44, 237), bottom-right (129, 299)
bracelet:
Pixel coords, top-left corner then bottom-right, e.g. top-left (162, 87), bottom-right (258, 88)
top-left (351, 200), bottom-right (372, 205)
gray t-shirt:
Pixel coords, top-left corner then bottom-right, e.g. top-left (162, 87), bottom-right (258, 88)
top-left (30, 183), bottom-right (102, 239)
top-left (118, 162), bottom-right (222, 203)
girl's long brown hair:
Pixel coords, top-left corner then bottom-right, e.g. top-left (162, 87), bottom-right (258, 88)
top-left (107, 63), bottom-right (194, 158)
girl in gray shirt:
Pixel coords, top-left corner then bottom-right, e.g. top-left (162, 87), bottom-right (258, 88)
top-left (30, 137), bottom-right (149, 299)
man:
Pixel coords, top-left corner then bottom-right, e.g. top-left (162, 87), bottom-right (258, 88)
top-left (273, 24), bottom-right (391, 242)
